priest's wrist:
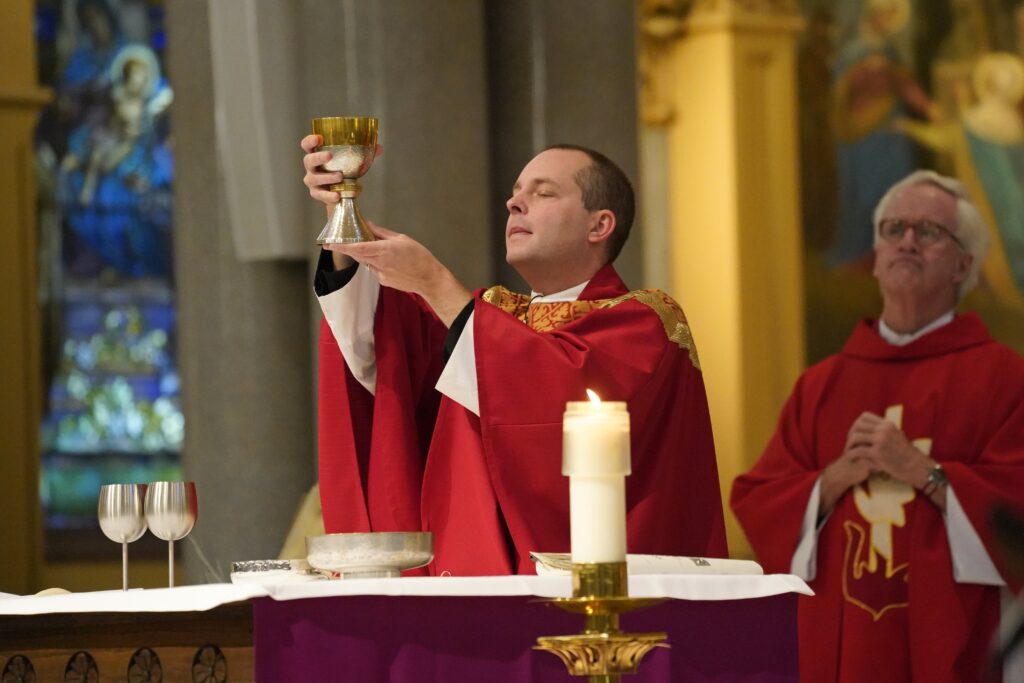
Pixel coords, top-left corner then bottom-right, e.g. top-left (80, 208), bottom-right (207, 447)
top-left (914, 458), bottom-right (949, 504)
top-left (421, 267), bottom-right (472, 328)
top-left (819, 461), bottom-right (856, 514)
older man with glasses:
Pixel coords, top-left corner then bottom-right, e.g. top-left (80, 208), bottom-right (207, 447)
top-left (732, 170), bottom-right (1024, 683)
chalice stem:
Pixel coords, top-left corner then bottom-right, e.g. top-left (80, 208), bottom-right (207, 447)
top-left (122, 542), bottom-right (129, 591)
top-left (589, 676), bottom-right (620, 683)
top-left (168, 540), bottom-right (175, 588)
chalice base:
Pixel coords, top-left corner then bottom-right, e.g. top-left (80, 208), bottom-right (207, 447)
top-left (317, 182), bottom-right (375, 244)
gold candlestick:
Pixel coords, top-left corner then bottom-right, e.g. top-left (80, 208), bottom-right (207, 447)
top-left (536, 562), bottom-right (668, 682)
top-left (311, 116), bottom-right (379, 244)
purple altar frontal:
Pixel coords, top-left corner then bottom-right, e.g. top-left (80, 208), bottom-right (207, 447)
top-left (253, 579), bottom-right (801, 682)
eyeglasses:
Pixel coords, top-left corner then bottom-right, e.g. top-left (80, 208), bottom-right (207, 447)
top-left (877, 218), bottom-right (965, 250)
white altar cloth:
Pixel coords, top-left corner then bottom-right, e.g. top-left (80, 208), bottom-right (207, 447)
top-left (0, 574), bottom-right (811, 616)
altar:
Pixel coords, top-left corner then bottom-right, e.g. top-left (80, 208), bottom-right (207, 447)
top-left (0, 574), bottom-right (810, 682)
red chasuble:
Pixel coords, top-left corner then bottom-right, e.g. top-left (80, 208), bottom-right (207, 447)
top-left (319, 264), bottom-right (727, 576)
top-left (318, 286), bottom-right (445, 536)
top-left (731, 313), bottom-right (1024, 683)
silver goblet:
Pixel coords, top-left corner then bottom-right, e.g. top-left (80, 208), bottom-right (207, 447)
top-left (144, 481), bottom-right (198, 588)
top-left (98, 484), bottom-right (148, 591)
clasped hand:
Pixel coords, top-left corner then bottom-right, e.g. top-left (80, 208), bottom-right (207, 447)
top-left (819, 411), bottom-right (932, 513)
top-left (843, 411), bottom-right (929, 485)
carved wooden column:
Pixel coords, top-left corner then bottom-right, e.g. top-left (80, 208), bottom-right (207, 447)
top-left (0, 0), bottom-right (51, 594)
top-left (638, 0), bottom-right (806, 557)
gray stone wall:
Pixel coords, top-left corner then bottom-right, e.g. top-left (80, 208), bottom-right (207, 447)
top-left (485, 0), bottom-right (642, 290)
top-left (166, 1), bottom-right (315, 581)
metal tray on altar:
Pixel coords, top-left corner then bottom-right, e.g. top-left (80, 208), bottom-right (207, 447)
top-left (229, 558), bottom-right (327, 584)
top-left (305, 531), bottom-right (433, 579)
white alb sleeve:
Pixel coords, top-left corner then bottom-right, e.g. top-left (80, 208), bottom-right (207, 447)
top-left (435, 311), bottom-right (480, 416)
top-left (316, 265), bottom-right (380, 395)
top-left (789, 478), bottom-right (826, 581)
top-left (945, 486), bottom-right (1005, 585)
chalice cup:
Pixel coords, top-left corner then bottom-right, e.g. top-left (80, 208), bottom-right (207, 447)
top-left (312, 116), bottom-right (379, 244)
top-left (98, 484), bottom-right (148, 591)
top-left (144, 481), bottom-right (198, 588)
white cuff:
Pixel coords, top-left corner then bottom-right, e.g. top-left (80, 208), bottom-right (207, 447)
top-left (789, 479), bottom-right (1006, 587)
top-left (435, 312), bottom-right (479, 416)
top-left (317, 265), bottom-right (380, 395)
top-left (946, 486), bottom-right (1005, 586)
top-left (789, 478), bottom-right (825, 580)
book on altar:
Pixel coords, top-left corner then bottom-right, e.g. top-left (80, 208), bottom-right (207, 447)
top-left (529, 552), bottom-right (763, 576)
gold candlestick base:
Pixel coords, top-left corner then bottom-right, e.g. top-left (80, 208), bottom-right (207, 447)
top-left (536, 631), bottom-right (668, 680)
top-left (535, 562), bottom-right (668, 682)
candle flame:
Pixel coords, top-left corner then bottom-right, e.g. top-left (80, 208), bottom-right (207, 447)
top-left (586, 389), bottom-right (601, 404)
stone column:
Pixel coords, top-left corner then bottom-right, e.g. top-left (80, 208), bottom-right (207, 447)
top-left (297, 0), bottom-right (493, 289)
top-left (639, 0), bottom-right (806, 557)
top-left (167, 2), bottom-right (315, 582)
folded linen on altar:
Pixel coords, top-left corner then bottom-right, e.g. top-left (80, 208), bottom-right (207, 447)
top-left (530, 552), bottom-right (762, 576)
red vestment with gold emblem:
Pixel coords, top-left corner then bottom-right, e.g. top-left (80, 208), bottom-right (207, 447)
top-left (318, 264), bottom-right (727, 575)
top-left (731, 313), bottom-right (1024, 682)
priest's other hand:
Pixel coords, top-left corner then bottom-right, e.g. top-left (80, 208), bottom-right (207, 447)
top-left (845, 412), bottom-right (931, 487)
top-left (819, 449), bottom-right (874, 515)
top-left (329, 222), bottom-right (472, 327)
top-left (300, 134), bottom-right (385, 209)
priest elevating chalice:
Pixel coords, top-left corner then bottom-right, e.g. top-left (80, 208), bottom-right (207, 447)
top-left (311, 116), bottom-right (379, 244)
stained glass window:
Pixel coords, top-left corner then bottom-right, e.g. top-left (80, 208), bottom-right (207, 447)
top-left (34, 0), bottom-right (181, 559)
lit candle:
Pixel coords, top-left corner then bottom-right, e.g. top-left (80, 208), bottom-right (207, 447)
top-left (562, 390), bottom-right (631, 563)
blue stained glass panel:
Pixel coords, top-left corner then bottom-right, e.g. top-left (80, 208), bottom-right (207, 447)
top-left (34, 0), bottom-right (182, 549)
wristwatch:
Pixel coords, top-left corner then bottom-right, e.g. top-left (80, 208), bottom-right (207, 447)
top-left (922, 463), bottom-right (948, 496)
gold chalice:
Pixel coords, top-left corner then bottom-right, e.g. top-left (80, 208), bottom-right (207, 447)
top-left (312, 116), bottom-right (379, 244)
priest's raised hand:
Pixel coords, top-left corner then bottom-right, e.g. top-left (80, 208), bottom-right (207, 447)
top-left (328, 222), bottom-right (471, 327)
top-left (300, 134), bottom-right (384, 207)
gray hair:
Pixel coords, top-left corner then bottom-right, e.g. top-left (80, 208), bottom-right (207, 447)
top-left (873, 170), bottom-right (990, 298)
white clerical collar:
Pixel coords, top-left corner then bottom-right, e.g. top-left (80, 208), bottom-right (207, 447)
top-left (530, 280), bottom-right (589, 303)
top-left (878, 310), bottom-right (955, 346)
